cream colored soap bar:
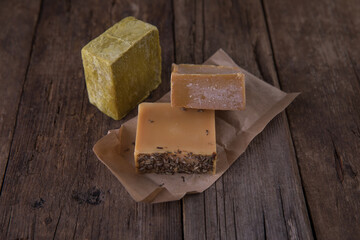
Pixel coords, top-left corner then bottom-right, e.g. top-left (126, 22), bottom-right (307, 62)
top-left (135, 103), bottom-right (216, 174)
top-left (171, 64), bottom-right (245, 110)
top-left (81, 17), bottom-right (161, 120)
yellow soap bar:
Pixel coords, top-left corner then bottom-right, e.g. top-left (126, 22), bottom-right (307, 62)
top-left (171, 64), bottom-right (245, 110)
top-left (134, 103), bottom-right (216, 174)
top-left (81, 17), bottom-right (161, 120)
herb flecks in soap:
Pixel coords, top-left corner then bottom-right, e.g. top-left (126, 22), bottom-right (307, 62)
top-left (137, 152), bottom-right (216, 174)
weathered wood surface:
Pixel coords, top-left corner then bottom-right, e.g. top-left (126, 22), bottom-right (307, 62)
top-left (0, 0), bottom-right (41, 192)
top-left (174, 0), bottom-right (312, 239)
top-left (0, 0), bottom-right (181, 239)
top-left (264, 0), bottom-right (360, 239)
top-left (0, 0), bottom-right (359, 239)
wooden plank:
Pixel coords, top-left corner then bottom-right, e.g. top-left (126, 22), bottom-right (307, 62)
top-left (173, 0), bottom-right (314, 239)
top-left (0, 0), bottom-right (41, 190)
top-left (263, 0), bottom-right (360, 239)
top-left (0, 0), bottom-right (182, 239)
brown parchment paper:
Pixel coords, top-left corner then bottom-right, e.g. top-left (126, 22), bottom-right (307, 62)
top-left (93, 49), bottom-right (299, 203)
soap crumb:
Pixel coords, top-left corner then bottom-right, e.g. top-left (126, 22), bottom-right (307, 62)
top-left (32, 198), bottom-right (45, 209)
top-left (72, 187), bottom-right (104, 205)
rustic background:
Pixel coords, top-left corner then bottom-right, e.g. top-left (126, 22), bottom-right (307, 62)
top-left (0, 0), bottom-right (359, 239)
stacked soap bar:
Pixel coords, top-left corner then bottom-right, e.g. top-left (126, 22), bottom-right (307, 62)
top-left (171, 64), bottom-right (245, 110)
top-left (134, 64), bottom-right (247, 174)
top-left (81, 17), bottom-right (161, 120)
top-left (134, 103), bottom-right (216, 174)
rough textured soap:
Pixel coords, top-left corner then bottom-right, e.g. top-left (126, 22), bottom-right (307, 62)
top-left (81, 17), bottom-right (161, 120)
top-left (171, 64), bottom-right (245, 110)
top-left (134, 103), bottom-right (216, 174)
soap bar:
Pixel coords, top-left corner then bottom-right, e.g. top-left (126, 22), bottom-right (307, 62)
top-left (81, 17), bottom-right (161, 120)
top-left (171, 64), bottom-right (245, 110)
top-left (134, 103), bottom-right (216, 174)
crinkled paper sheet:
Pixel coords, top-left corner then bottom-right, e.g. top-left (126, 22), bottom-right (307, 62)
top-left (93, 49), bottom-right (299, 203)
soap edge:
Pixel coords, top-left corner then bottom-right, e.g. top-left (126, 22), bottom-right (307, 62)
top-left (81, 48), bottom-right (121, 119)
top-left (81, 17), bottom-right (159, 64)
top-left (112, 28), bottom-right (162, 120)
top-left (173, 63), bottom-right (241, 73)
top-left (170, 72), bottom-right (246, 110)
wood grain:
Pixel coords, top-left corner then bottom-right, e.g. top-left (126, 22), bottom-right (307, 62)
top-left (174, 0), bottom-right (313, 239)
top-left (0, 0), bottom-right (41, 191)
top-left (264, 0), bottom-right (360, 239)
top-left (0, 0), bottom-right (181, 239)
top-left (0, 0), bottom-right (359, 238)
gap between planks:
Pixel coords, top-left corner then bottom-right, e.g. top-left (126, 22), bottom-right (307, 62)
top-left (0, 0), bottom-right (44, 196)
top-left (260, 0), bottom-right (317, 238)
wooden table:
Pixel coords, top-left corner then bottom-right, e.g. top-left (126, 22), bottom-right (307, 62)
top-left (1, 0), bottom-right (359, 239)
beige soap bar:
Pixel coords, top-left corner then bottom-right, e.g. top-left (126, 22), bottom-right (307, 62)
top-left (134, 103), bottom-right (216, 174)
top-left (171, 64), bottom-right (245, 110)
